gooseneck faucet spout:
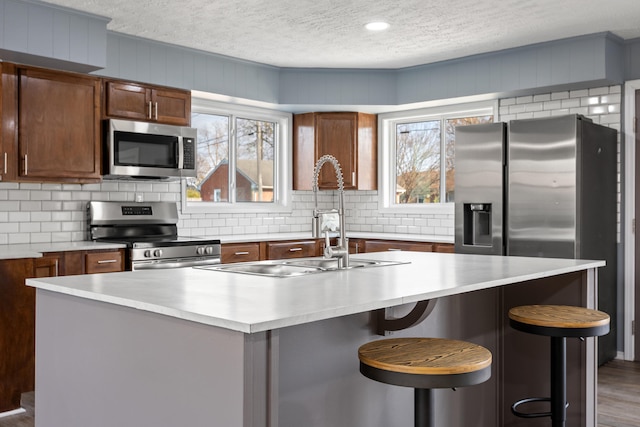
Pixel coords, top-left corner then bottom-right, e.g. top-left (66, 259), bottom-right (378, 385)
top-left (312, 155), bottom-right (349, 269)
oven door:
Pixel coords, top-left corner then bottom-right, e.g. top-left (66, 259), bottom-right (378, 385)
top-left (131, 256), bottom-right (221, 271)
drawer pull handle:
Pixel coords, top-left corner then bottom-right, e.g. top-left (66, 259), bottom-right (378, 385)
top-left (289, 247), bottom-right (303, 252)
top-left (97, 259), bottom-right (118, 264)
top-left (388, 248), bottom-right (402, 251)
top-left (235, 251), bottom-right (250, 255)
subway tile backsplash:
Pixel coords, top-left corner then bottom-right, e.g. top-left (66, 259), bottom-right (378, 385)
top-left (0, 85), bottom-right (621, 245)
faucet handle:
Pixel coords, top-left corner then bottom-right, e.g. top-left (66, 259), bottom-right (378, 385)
top-left (323, 230), bottom-right (333, 258)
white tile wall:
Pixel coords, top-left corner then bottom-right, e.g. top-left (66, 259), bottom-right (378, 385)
top-left (0, 85), bottom-right (622, 244)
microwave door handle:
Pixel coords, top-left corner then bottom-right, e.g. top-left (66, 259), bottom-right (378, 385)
top-left (177, 137), bottom-right (183, 169)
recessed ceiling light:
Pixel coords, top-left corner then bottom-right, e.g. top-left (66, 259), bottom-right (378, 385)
top-left (365, 21), bottom-right (390, 31)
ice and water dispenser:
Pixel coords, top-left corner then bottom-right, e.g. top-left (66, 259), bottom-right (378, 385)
top-left (462, 203), bottom-right (492, 246)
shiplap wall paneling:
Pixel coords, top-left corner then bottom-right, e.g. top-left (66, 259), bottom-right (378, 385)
top-left (0, 0), bottom-right (108, 72)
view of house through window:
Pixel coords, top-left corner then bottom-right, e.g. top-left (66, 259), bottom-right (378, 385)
top-left (188, 113), bottom-right (275, 204)
top-left (395, 114), bottom-right (493, 205)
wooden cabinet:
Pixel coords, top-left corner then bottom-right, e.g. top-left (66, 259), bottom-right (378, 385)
top-left (41, 249), bottom-right (125, 277)
top-left (264, 240), bottom-right (319, 260)
top-left (350, 239), bottom-right (434, 253)
top-left (15, 65), bottom-right (101, 183)
top-left (293, 112), bottom-right (377, 190)
top-left (0, 62), bottom-right (18, 181)
top-left (34, 254), bottom-right (62, 277)
top-left (104, 80), bottom-right (191, 126)
top-left (0, 259), bottom-right (35, 412)
top-left (221, 243), bottom-right (261, 264)
top-left (84, 250), bottom-right (125, 274)
top-left (0, 249), bottom-right (124, 412)
top-left (349, 238), bottom-right (366, 254)
top-left (434, 243), bottom-right (455, 253)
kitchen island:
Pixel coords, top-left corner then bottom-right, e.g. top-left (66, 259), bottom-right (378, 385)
top-left (27, 251), bottom-right (604, 427)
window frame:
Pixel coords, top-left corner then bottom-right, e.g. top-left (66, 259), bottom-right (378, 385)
top-left (378, 100), bottom-right (497, 214)
top-left (181, 96), bottom-right (292, 214)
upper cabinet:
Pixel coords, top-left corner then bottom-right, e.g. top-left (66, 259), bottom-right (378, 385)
top-left (293, 112), bottom-right (377, 190)
top-left (103, 80), bottom-right (191, 126)
top-left (0, 62), bottom-right (17, 182)
top-left (4, 64), bottom-right (102, 183)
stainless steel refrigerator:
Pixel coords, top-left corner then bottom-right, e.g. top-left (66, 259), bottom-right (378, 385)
top-left (454, 114), bottom-right (617, 363)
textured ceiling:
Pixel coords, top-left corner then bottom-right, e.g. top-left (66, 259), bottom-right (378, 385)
top-left (41, 0), bottom-right (640, 69)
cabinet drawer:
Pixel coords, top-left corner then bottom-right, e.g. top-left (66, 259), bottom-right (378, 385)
top-left (85, 251), bottom-right (124, 274)
top-left (221, 243), bottom-right (261, 263)
top-left (265, 240), bottom-right (318, 260)
top-left (364, 240), bottom-right (433, 253)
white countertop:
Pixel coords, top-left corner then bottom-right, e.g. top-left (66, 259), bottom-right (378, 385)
top-left (0, 241), bottom-right (127, 260)
top-left (26, 251), bottom-right (604, 334)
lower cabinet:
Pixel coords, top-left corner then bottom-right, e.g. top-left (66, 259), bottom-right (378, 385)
top-left (221, 243), bottom-right (261, 264)
top-left (0, 258), bottom-right (36, 412)
top-left (0, 249), bottom-right (125, 412)
top-left (263, 240), bottom-right (319, 260)
top-left (84, 250), bottom-right (125, 274)
top-left (354, 239), bottom-right (434, 253)
top-left (223, 238), bottom-right (454, 261)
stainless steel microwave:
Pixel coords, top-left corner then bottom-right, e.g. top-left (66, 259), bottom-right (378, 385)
top-left (104, 119), bottom-right (197, 180)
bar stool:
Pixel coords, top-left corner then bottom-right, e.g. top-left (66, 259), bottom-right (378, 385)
top-left (509, 305), bottom-right (610, 427)
top-left (358, 337), bottom-right (492, 427)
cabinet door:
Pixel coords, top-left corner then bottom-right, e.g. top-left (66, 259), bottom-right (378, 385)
top-left (316, 113), bottom-right (357, 189)
top-left (34, 254), bottom-right (62, 277)
top-left (105, 81), bottom-right (191, 126)
top-left (265, 240), bottom-right (319, 260)
top-left (221, 243), bottom-right (261, 263)
top-left (152, 88), bottom-right (191, 126)
top-left (0, 62), bottom-right (17, 181)
top-left (18, 67), bottom-right (101, 182)
top-left (0, 259), bottom-right (35, 412)
top-left (104, 81), bottom-right (151, 121)
top-left (349, 238), bottom-right (365, 254)
top-left (293, 112), bottom-right (377, 191)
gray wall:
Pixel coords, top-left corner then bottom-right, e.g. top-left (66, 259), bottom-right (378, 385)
top-left (1, 1), bottom-right (637, 109)
top-left (99, 31), bottom-right (629, 109)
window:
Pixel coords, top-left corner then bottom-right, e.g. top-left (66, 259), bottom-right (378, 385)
top-left (182, 97), bottom-right (292, 213)
top-left (379, 101), bottom-right (496, 213)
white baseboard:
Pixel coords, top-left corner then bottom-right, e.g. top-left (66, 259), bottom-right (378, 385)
top-left (0, 407), bottom-right (26, 418)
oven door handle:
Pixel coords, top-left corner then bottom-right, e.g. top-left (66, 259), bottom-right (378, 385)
top-left (131, 258), bottom-right (221, 270)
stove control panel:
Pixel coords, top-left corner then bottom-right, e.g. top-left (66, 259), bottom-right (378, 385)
top-left (131, 243), bottom-right (221, 262)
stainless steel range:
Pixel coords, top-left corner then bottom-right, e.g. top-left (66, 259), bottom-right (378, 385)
top-left (87, 201), bottom-right (221, 270)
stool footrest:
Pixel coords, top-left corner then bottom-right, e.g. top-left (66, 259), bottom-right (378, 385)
top-left (511, 397), bottom-right (568, 419)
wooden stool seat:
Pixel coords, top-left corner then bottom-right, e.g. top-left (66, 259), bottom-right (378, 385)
top-left (358, 338), bottom-right (492, 426)
top-left (509, 305), bottom-right (610, 338)
top-left (508, 305), bottom-right (610, 427)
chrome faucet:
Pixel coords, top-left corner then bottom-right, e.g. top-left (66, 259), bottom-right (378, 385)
top-left (312, 155), bottom-right (349, 269)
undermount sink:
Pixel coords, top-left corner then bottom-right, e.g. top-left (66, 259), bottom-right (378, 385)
top-left (197, 262), bottom-right (323, 278)
top-left (196, 258), bottom-right (408, 278)
top-left (283, 258), bottom-right (400, 270)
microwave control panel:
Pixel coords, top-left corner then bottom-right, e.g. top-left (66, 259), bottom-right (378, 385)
top-left (183, 137), bottom-right (195, 170)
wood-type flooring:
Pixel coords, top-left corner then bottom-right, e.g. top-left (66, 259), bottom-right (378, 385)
top-left (0, 359), bottom-right (637, 426)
